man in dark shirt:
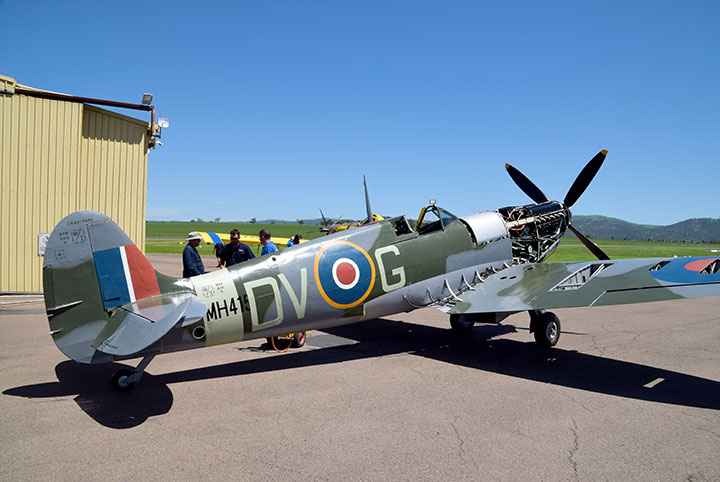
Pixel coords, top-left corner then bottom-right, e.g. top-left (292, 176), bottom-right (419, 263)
top-left (220, 229), bottom-right (256, 268)
top-left (182, 232), bottom-right (205, 277)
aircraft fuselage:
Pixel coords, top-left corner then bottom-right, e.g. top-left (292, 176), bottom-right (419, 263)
top-left (124, 211), bottom-right (513, 360)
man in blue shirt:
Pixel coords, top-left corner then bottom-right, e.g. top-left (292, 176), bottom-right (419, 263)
top-left (220, 229), bottom-right (255, 267)
top-left (287, 234), bottom-right (301, 247)
top-left (259, 229), bottom-right (278, 256)
top-left (182, 232), bottom-right (205, 277)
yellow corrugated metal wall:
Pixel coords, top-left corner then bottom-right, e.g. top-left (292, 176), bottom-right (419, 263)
top-left (79, 105), bottom-right (148, 251)
top-left (1, 76), bottom-right (149, 293)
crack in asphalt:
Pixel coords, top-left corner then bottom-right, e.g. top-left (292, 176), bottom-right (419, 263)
top-left (450, 416), bottom-right (479, 471)
top-left (568, 416), bottom-right (579, 480)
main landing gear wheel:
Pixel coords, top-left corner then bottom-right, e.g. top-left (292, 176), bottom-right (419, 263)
top-left (268, 332), bottom-right (308, 351)
top-left (291, 331), bottom-right (307, 348)
top-left (449, 314), bottom-right (474, 334)
top-left (531, 311), bottom-right (561, 347)
top-left (111, 369), bottom-right (136, 392)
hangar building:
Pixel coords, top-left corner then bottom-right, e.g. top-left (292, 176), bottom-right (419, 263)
top-left (1, 74), bottom-right (160, 293)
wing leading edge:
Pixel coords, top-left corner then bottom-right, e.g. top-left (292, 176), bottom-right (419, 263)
top-left (448, 256), bottom-right (720, 315)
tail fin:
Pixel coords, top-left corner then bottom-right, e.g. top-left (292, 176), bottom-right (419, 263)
top-left (42, 211), bottom-right (195, 363)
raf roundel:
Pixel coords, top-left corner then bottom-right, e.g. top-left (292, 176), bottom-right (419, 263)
top-left (314, 241), bottom-right (376, 309)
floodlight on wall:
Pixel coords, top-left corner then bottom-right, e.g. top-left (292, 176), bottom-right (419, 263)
top-left (158, 117), bottom-right (169, 128)
top-left (141, 93), bottom-right (153, 105)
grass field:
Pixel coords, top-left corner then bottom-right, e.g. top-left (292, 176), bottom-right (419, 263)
top-left (146, 221), bottom-right (326, 255)
top-left (549, 244), bottom-right (717, 262)
top-left (146, 221), bottom-right (326, 239)
top-left (551, 237), bottom-right (718, 261)
top-left (559, 237), bottom-right (714, 248)
top-left (146, 222), bottom-right (719, 260)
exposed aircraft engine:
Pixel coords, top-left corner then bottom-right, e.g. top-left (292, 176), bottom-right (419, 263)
top-left (504, 150), bottom-right (610, 262)
top-left (499, 201), bottom-right (570, 263)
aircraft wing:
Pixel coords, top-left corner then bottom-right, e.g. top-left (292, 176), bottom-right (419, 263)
top-left (198, 231), bottom-right (229, 245)
top-left (197, 232), bottom-right (307, 247)
top-left (446, 256), bottom-right (720, 315)
top-left (197, 232), bottom-right (260, 246)
top-left (93, 294), bottom-right (207, 356)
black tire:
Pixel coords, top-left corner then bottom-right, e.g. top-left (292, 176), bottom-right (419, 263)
top-left (533, 312), bottom-right (561, 347)
top-left (450, 314), bottom-right (474, 334)
top-left (291, 331), bottom-right (307, 348)
top-left (270, 336), bottom-right (292, 351)
top-left (111, 369), bottom-right (136, 392)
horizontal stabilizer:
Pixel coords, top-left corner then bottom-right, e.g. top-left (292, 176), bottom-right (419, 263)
top-left (448, 256), bottom-right (720, 315)
top-left (94, 295), bottom-right (207, 356)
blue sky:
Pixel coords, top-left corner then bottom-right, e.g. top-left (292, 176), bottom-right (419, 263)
top-left (2, 0), bottom-right (718, 225)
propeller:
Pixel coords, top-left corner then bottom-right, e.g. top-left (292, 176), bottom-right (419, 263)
top-left (318, 208), bottom-right (344, 233)
top-left (328, 214), bottom-right (343, 231)
top-left (504, 163), bottom-right (549, 204)
top-left (319, 208), bottom-right (329, 228)
top-left (567, 224), bottom-right (610, 261)
top-left (363, 175), bottom-right (373, 222)
top-left (563, 150), bottom-right (607, 208)
top-left (505, 150), bottom-right (610, 261)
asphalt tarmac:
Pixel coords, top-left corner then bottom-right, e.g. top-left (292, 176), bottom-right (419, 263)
top-left (2, 254), bottom-right (719, 481)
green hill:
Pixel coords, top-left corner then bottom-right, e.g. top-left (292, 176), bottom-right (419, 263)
top-left (571, 216), bottom-right (720, 243)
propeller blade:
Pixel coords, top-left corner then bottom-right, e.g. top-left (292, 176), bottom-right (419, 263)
top-left (563, 150), bottom-right (607, 208)
top-left (505, 163), bottom-right (549, 204)
top-left (567, 224), bottom-right (611, 260)
top-left (363, 175), bottom-right (373, 223)
top-left (319, 208), bottom-right (329, 227)
top-left (329, 214), bottom-right (343, 230)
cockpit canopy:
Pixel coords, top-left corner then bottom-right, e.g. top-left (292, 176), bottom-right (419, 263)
top-left (415, 204), bottom-right (458, 235)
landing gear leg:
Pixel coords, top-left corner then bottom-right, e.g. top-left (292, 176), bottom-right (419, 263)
top-left (529, 310), bottom-right (561, 347)
top-left (111, 355), bottom-right (155, 392)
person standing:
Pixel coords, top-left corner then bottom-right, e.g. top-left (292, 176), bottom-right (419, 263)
top-left (259, 229), bottom-right (278, 256)
top-left (213, 242), bottom-right (224, 267)
top-left (220, 229), bottom-right (256, 267)
top-left (287, 234), bottom-right (302, 247)
top-left (182, 232), bottom-right (205, 277)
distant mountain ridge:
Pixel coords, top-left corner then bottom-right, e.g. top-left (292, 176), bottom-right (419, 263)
top-left (570, 215), bottom-right (720, 243)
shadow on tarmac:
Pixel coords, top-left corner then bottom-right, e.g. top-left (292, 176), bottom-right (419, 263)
top-left (5, 317), bottom-right (720, 429)
top-left (4, 362), bottom-right (173, 429)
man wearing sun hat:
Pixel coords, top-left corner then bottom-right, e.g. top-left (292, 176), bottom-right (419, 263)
top-left (183, 231), bottom-right (205, 278)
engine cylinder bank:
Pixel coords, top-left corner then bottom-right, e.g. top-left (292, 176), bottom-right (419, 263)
top-left (498, 201), bottom-right (570, 263)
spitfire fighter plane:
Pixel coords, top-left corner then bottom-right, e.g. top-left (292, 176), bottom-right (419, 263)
top-left (42, 150), bottom-right (720, 391)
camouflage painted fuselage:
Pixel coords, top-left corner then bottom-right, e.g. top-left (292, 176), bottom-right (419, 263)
top-left (161, 213), bottom-right (511, 357)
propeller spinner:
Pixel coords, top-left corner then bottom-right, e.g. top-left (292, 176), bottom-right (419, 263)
top-left (504, 150), bottom-right (610, 261)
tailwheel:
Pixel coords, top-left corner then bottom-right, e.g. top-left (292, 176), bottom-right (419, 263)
top-left (110, 355), bottom-right (155, 392)
top-left (111, 369), bottom-right (136, 392)
top-left (449, 314), bottom-right (474, 334)
top-left (531, 311), bottom-right (561, 347)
